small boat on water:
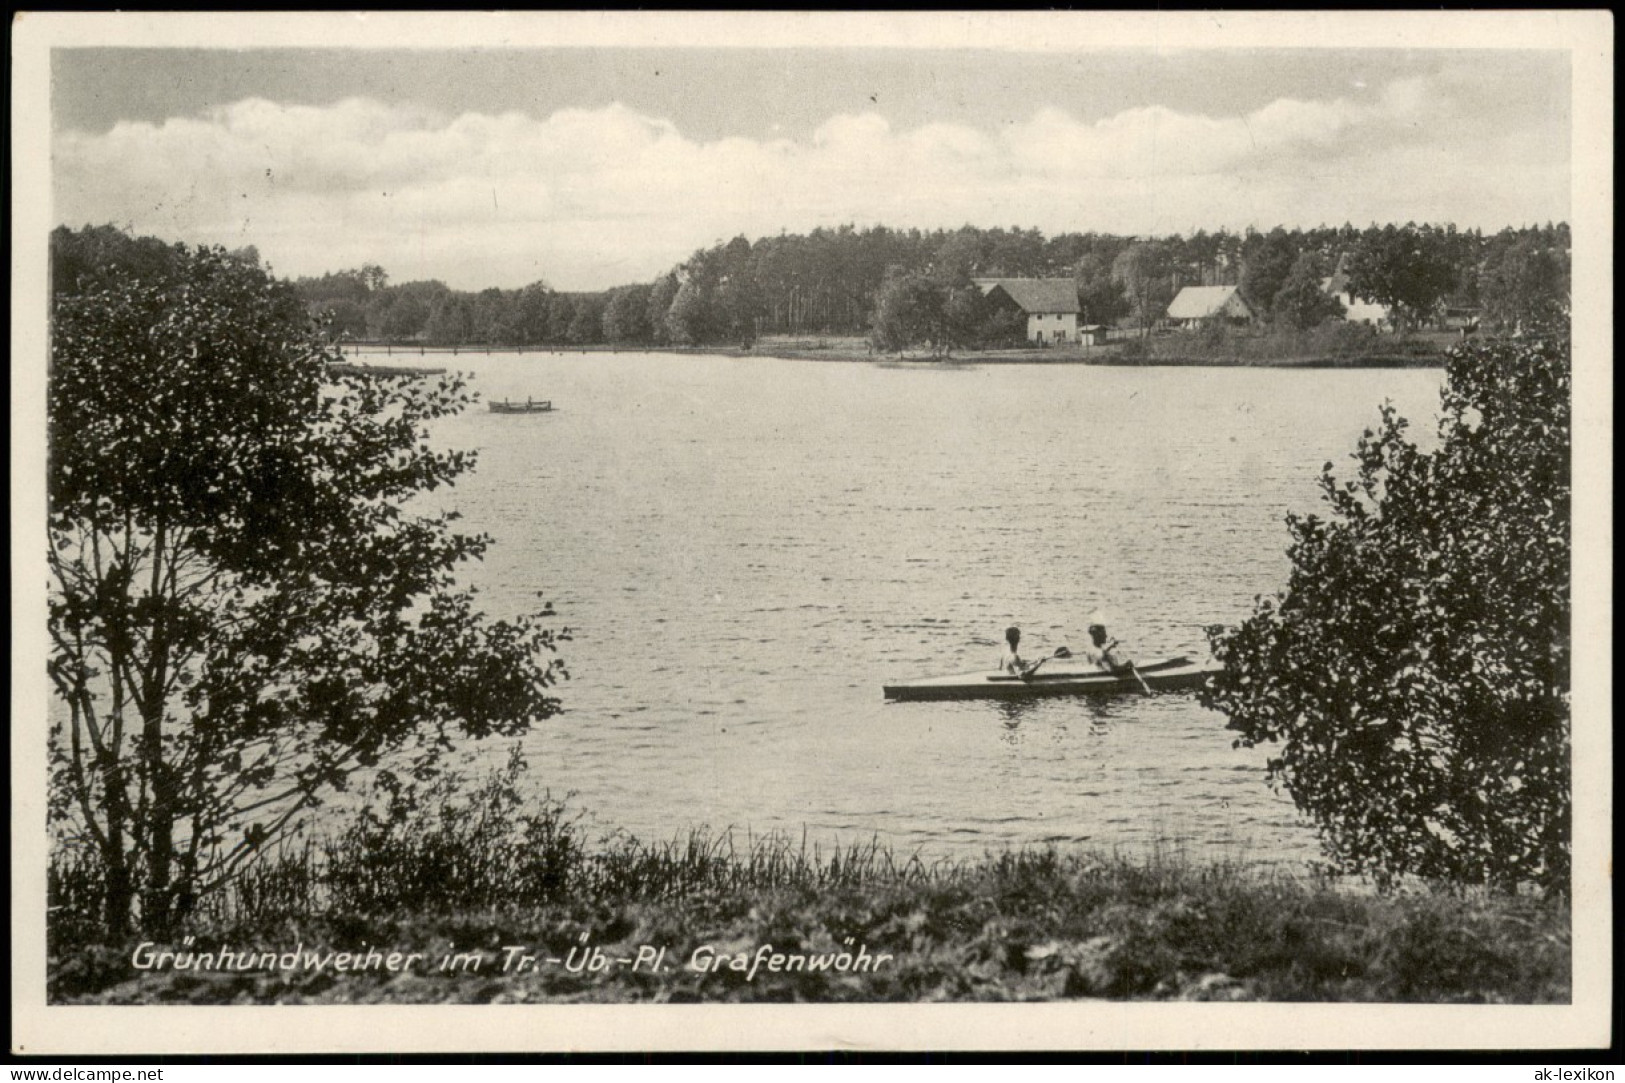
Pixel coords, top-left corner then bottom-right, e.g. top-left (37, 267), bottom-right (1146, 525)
top-left (489, 398), bottom-right (554, 414)
top-left (882, 656), bottom-right (1218, 702)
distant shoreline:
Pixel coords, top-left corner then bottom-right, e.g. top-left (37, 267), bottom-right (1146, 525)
top-left (341, 341), bottom-right (1448, 370)
top-left (754, 346), bottom-right (1446, 369)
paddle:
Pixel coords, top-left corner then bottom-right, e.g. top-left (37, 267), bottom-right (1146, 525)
top-left (1093, 636), bottom-right (1153, 695)
top-left (1123, 662), bottom-right (1153, 696)
top-left (1016, 647), bottom-right (1072, 681)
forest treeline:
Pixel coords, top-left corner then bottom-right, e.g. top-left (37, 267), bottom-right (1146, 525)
top-left (52, 221), bottom-right (1571, 352)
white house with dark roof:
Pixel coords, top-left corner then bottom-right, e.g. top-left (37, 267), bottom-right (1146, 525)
top-left (1165, 285), bottom-right (1258, 328)
top-left (973, 278), bottom-right (1081, 344)
top-left (1321, 268), bottom-right (1393, 330)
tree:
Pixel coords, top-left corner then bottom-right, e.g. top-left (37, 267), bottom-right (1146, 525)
top-left (659, 240), bottom-right (763, 348)
top-left (1111, 242), bottom-right (1174, 335)
top-left (974, 305), bottom-right (1028, 348)
top-left (645, 274), bottom-right (680, 346)
top-left (48, 235), bottom-right (565, 936)
top-left (425, 294), bottom-right (474, 346)
top-left (1479, 233), bottom-right (1570, 334)
top-left (1184, 229), bottom-right (1223, 286)
top-left (664, 278), bottom-right (713, 346)
top-left (544, 293), bottom-right (577, 344)
top-left (984, 226), bottom-right (1048, 277)
top-left (566, 294), bottom-right (606, 345)
top-left (471, 287), bottom-right (517, 345)
top-left (1073, 252), bottom-right (1128, 326)
top-left (51, 224), bottom-right (183, 298)
top-left (602, 284), bottom-right (654, 345)
top-left (1346, 224), bottom-right (1458, 334)
top-left (1200, 334), bottom-right (1571, 891)
top-left (931, 229), bottom-right (984, 282)
top-left (312, 297), bottom-right (369, 342)
top-left (511, 282), bottom-right (553, 348)
top-left (942, 284), bottom-right (995, 350)
top-left (868, 271), bottom-right (948, 355)
top-left (713, 261), bottom-right (762, 348)
top-left (369, 281), bottom-right (446, 341)
top-left (1238, 228), bottom-right (1301, 320)
top-left (1272, 252), bottom-right (1346, 331)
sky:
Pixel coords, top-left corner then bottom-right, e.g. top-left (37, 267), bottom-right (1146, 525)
top-left (51, 42), bottom-right (1573, 292)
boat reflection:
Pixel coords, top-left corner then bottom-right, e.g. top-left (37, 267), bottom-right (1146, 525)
top-left (994, 694), bottom-right (1123, 736)
top-left (996, 699), bottom-right (1040, 727)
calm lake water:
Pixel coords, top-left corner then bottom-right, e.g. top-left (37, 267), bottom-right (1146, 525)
top-left (373, 350), bottom-right (1445, 867)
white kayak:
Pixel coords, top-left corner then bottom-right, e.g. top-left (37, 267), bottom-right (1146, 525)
top-left (882, 656), bottom-right (1219, 702)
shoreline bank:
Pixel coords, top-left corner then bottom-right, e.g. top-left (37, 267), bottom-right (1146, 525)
top-left (341, 341), bottom-right (1447, 370)
top-left (50, 820), bottom-right (1568, 1005)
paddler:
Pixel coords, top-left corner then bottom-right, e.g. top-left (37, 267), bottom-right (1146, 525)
top-left (999, 626), bottom-right (1070, 680)
top-left (1082, 621), bottom-right (1152, 695)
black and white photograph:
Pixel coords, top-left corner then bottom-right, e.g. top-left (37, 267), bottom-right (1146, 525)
top-left (10, 10), bottom-right (1612, 1055)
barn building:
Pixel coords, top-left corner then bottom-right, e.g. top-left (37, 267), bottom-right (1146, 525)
top-left (974, 278), bottom-right (1082, 345)
top-left (1164, 285), bottom-right (1258, 329)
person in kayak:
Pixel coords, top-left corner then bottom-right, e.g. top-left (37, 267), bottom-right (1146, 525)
top-left (1082, 622), bottom-right (1152, 694)
top-left (999, 626), bottom-right (1070, 680)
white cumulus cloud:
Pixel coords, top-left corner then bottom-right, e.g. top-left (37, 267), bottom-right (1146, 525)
top-left (53, 72), bottom-right (1567, 290)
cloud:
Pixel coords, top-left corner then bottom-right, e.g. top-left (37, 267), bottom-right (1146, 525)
top-left (54, 74), bottom-right (1568, 290)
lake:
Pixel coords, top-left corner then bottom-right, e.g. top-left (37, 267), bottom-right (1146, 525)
top-left (379, 350), bottom-right (1445, 868)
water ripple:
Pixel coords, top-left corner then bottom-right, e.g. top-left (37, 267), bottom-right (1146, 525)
top-left (393, 350), bottom-right (1439, 865)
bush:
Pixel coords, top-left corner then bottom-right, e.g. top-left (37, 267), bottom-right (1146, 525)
top-left (325, 746), bottom-right (587, 915)
top-left (1201, 334), bottom-right (1571, 891)
top-left (1108, 320), bottom-right (1437, 365)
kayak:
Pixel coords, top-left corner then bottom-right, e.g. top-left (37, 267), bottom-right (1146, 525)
top-left (882, 656), bottom-right (1219, 702)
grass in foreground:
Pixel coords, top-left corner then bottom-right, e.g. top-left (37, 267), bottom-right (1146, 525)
top-left (48, 756), bottom-right (1570, 1005)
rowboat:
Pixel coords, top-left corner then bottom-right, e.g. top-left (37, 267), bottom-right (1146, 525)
top-left (882, 656), bottom-right (1219, 702)
top-left (489, 399), bottom-right (553, 414)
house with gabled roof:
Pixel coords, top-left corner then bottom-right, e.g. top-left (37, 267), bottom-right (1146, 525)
top-left (1321, 267), bottom-right (1393, 330)
top-left (1165, 285), bottom-right (1257, 328)
top-left (974, 278), bottom-right (1081, 344)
